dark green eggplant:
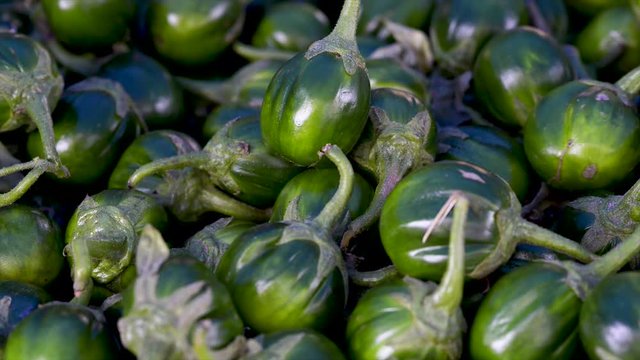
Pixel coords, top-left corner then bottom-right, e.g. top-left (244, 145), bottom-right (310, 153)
top-left (580, 271), bottom-right (640, 360)
top-left (260, 0), bottom-right (371, 166)
top-left (42, 0), bottom-right (135, 53)
top-left (217, 144), bottom-right (351, 333)
top-left (119, 225), bottom-right (245, 359)
top-left (65, 189), bottom-right (168, 305)
top-left (128, 116), bottom-right (301, 222)
top-left (473, 26), bottom-right (574, 128)
top-left (0, 281), bottom-right (51, 347)
top-left (108, 130), bottom-right (200, 192)
top-left (347, 194), bottom-right (468, 360)
top-left (379, 161), bottom-right (595, 281)
top-left (246, 330), bottom-right (346, 360)
top-left (357, 0), bottom-right (434, 35)
top-left (98, 51), bottom-right (184, 128)
top-left (469, 224), bottom-right (640, 360)
top-left (27, 77), bottom-right (144, 186)
top-left (147, 0), bottom-right (245, 67)
top-left (523, 65), bottom-right (640, 191)
top-left (366, 58), bottom-right (430, 103)
top-left (5, 302), bottom-right (118, 360)
top-left (530, 0), bottom-right (568, 41)
top-left (183, 217), bottom-right (256, 271)
top-left (341, 87), bottom-right (436, 249)
top-left (0, 205), bottom-right (64, 287)
top-left (438, 125), bottom-right (533, 202)
top-left (429, 0), bottom-right (527, 77)
top-left (202, 103), bottom-right (260, 140)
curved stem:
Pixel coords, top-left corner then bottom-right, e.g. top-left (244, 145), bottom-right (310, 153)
top-left (0, 159), bottom-right (52, 207)
top-left (348, 265), bottom-right (399, 287)
top-left (563, 45), bottom-right (591, 80)
top-left (615, 178), bottom-right (640, 222)
top-left (587, 224), bottom-right (640, 278)
top-left (432, 194), bottom-right (467, 315)
top-left (332, 0), bottom-right (360, 41)
top-left (525, 0), bottom-right (551, 34)
top-left (233, 43), bottom-right (296, 62)
top-left (514, 219), bottom-right (597, 264)
top-left (197, 186), bottom-right (271, 222)
top-left (128, 153), bottom-right (210, 188)
top-left (69, 235), bottom-right (94, 306)
top-left (615, 64), bottom-right (640, 96)
top-left (313, 144), bottom-right (354, 232)
top-left (175, 76), bottom-right (229, 104)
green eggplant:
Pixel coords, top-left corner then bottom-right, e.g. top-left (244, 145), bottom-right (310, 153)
top-left (98, 51), bottom-right (184, 128)
top-left (0, 205), bottom-right (64, 287)
top-left (65, 189), bottom-right (168, 305)
top-left (347, 193), bottom-right (469, 360)
top-left (183, 217), bottom-right (256, 271)
top-left (357, 0), bottom-right (434, 35)
top-left (530, 0), bottom-right (568, 41)
top-left (473, 26), bottom-right (574, 128)
top-left (147, 0), bottom-right (245, 67)
top-left (5, 302), bottom-right (118, 360)
top-left (341, 87), bottom-right (436, 249)
top-left (108, 130), bottom-right (200, 193)
top-left (27, 77), bottom-right (144, 186)
top-left (202, 103), bottom-right (260, 140)
top-left (128, 116), bottom-right (301, 222)
top-left (579, 271), bottom-right (640, 360)
top-left (217, 144), bottom-right (351, 333)
top-left (0, 281), bottom-right (51, 347)
top-left (469, 224), bottom-right (640, 359)
top-left (523, 65), bottom-right (640, 191)
top-left (366, 58), bottom-right (430, 103)
top-left (42, 0), bottom-right (135, 53)
top-left (429, 0), bottom-right (527, 77)
top-left (246, 330), bottom-right (346, 360)
top-left (119, 225), bottom-right (245, 359)
top-left (379, 161), bottom-right (595, 281)
top-left (437, 125), bottom-right (533, 202)
top-left (260, 0), bottom-right (371, 166)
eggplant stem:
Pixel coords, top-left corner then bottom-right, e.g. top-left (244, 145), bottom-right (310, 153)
top-left (197, 186), bottom-right (271, 222)
top-left (514, 219), bottom-right (597, 263)
top-left (587, 224), bottom-right (640, 278)
top-left (127, 153), bottom-right (210, 188)
top-left (0, 158), bottom-right (53, 207)
top-left (332, 0), bottom-right (359, 41)
top-left (313, 144), bottom-right (354, 232)
top-left (69, 234), bottom-right (94, 306)
top-left (615, 64), bottom-right (640, 96)
top-left (233, 42), bottom-right (296, 62)
top-left (422, 192), bottom-right (459, 244)
top-left (348, 265), bottom-right (399, 287)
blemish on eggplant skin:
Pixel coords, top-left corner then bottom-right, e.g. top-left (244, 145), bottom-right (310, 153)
top-left (595, 92), bottom-right (609, 102)
top-left (458, 169), bottom-right (486, 183)
top-left (583, 164), bottom-right (597, 179)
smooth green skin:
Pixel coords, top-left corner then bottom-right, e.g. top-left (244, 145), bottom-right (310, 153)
top-left (580, 272), bottom-right (640, 360)
top-left (473, 27), bottom-right (574, 128)
top-left (270, 168), bottom-right (373, 223)
top-left (42, 0), bottom-right (134, 52)
top-left (576, 7), bottom-right (640, 77)
top-left (261, 52), bottom-right (371, 166)
top-left (0, 281), bottom-right (51, 343)
top-left (108, 130), bottom-right (200, 192)
top-left (249, 330), bottom-right (346, 360)
top-left (0, 205), bottom-right (63, 287)
top-left (429, 0), bottom-right (527, 77)
top-left (252, 2), bottom-right (329, 52)
top-left (5, 303), bottom-right (118, 360)
top-left (122, 254), bottom-right (244, 350)
top-left (27, 83), bottom-right (141, 186)
top-left (98, 51), bottom-right (184, 128)
top-left (357, 0), bottom-right (434, 34)
top-left (217, 222), bottom-right (346, 333)
top-left (366, 59), bottom-right (429, 103)
top-left (379, 161), bottom-right (511, 281)
top-left (438, 125), bottom-right (532, 202)
top-left (565, 0), bottom-right (627, 15)
top-left (523, 81), bottom-right (640, 191)
top-left (148, 0), bottom-right (244, 66)
top-left (470, 262), bottom-right (581, 360)
top-left (202, 104), bottom-right (260, 140)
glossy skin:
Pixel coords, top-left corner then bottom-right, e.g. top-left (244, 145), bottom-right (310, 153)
top-left (27, 80), bottom-right (142, 186)
top-left (429, 0), bottom-right (527, 76)
top-left (0, 281), bottom-right (51, 343)
top-left (379, 161), bottom-right (511, 281)
top-left (217, 222), bottom-right (346, 333)
top-left (98, 51), bottom-right (184, 128)
top-left (0, 205), bottom-right (63, 287)
top-left (261, 52), bottom-right (370, 166)
top-left (202, 104), bottom-right (259, 140)
top-left (357, 0), bottom-right (434, 34)
top-left (148, 0), bottom-right (245, 66)
top-left (523, 81), bottom-right (640, 191)
top-left (42, 0), bottom-right (135, 52)
top-left (248, 330), bottom-right (346, 360)
top-left (470, 262), bottom-right (581, 360)
top-left (473, 27), bottom-right (574, 128)
top-left (108, 130), bottom-right (200, 192)
top-left (580, 272), bottom-right (640, 360)
top-left (366, 59), bottom-right (429, 103)
top-left (4, 303), bottom-right (118, 360)
top-left (438, 125), bottom-right (533, 202)
top-left (252, 2), bottom-right (329, 52)
top-left (270, 168), bottom-right (373, 223)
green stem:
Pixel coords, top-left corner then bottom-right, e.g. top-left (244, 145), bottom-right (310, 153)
top-left (313, 144), bottom-right (354, 231)
top-left (514, 219), bottom-right (597, 263)
top-left (331, 0), bottom-right (360, 41)
top-left (431, 194), bottom-right (467, 314)
top-left (587, 224), bottom-right (640, 278)
top-left (525, 0), bottom-right (551, 34)
top-left (563, 45), bottom-right (591, 80)
top-left (0, 159), bottom-right (52, 207)
top-left (197, 186), bottom-right (271, 222)
top-left (348, 265), bottom-right (399, 287)
top-left (69, 234), bottom-right (94, 306)
top-left (175, 76), bottom-right (229, 104)
top-left (233, 43), bottom-right (296, 62)
top-left (615, 64), bottom-right (640, 95)
top-left (615, 177), bottom-right (640, 222)
top-left (128, 153), bottom-right (210, 188)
